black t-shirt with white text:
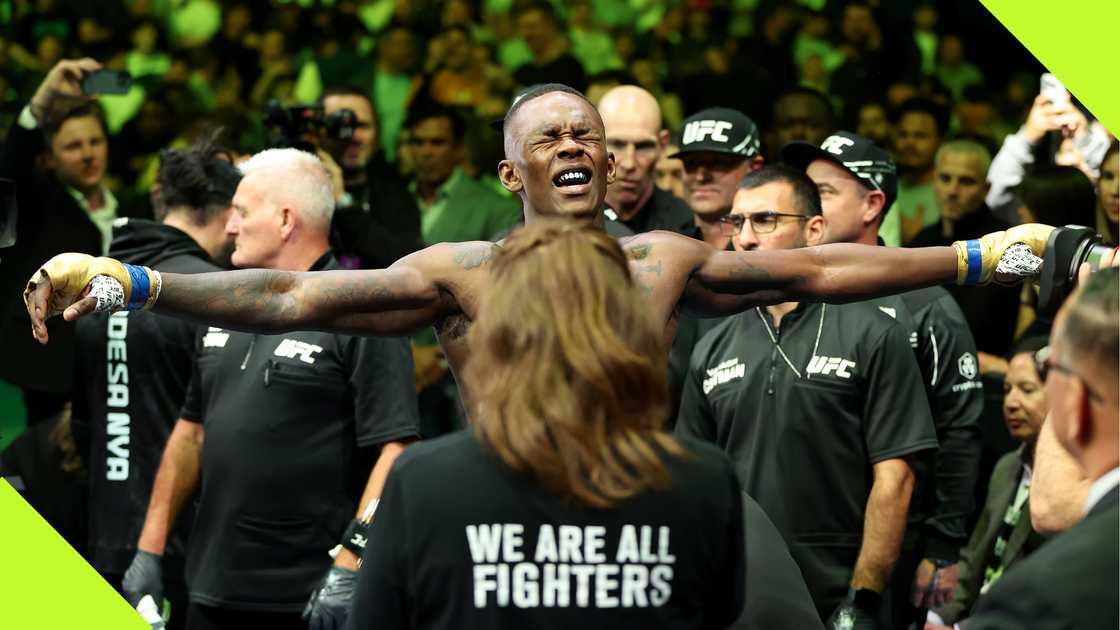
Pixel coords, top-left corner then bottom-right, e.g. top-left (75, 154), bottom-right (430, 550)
top-left (349, 431), bottom-right (745, 630)
top-left (180, 253), bottom-right (421, 611)
top-left (675, 301), bottom-right (937, 616)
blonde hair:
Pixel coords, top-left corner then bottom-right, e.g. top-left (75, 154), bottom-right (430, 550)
top-left (464, 220), bottom-right (685, 508)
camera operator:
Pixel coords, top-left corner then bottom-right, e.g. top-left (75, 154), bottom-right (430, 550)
top-left (266, 87), bottom-right (422, 270)
top-left (0, 58), bottom-right (114, 424)
top-left (72, 135), bottom-right (241, 629)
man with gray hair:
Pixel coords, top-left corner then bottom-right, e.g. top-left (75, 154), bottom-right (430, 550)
top-left (965, 266), bottom-right (1119, 630)
top-left (120, 148), bottom-right (421, 630)
top-left (909, 139), bottom-right (1019, 358)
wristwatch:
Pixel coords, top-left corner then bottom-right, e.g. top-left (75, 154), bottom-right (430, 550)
top-left (848, 587), bottom-right (883, 610)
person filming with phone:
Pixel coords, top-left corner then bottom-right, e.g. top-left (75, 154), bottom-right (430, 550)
top-left (0, 58), bottom-right (121, 426)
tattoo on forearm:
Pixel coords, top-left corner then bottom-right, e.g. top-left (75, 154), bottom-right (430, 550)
top-left (453, 243), bottom-right (500, 270)
top-left (627, 244), bottom-right (652, 261)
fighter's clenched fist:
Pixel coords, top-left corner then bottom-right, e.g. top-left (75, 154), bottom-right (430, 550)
top-left (951, 223), bottom-right (1052, 286)
top-left (23, 253), bottom-right (160, 343)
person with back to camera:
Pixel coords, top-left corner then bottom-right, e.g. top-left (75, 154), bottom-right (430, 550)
top-left (347, 220), bottom-right (746, 630)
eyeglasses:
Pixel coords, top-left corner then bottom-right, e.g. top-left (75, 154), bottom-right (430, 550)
top-left (718, 211), bottom-right (811, 236)
top-left (1034, 345), bottom-right (1105, 402)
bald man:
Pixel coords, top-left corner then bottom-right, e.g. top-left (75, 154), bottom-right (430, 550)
top-left (598, 85), bottom-right (694, 235)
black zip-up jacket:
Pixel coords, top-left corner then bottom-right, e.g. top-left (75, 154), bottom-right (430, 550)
top-left (72, 218), bottom-right (222, 576)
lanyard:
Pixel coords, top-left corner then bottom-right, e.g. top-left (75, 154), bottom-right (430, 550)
top-left (756, 304), bottom-right (826, 379)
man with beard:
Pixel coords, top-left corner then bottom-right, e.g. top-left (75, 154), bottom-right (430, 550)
top-left (71, 136), bottom-right (241, 629)
top-left (768, 87), bottom-right (834, 160)
top-left (26, 84), bottom-right (1052, 423)
top-left (883, 98), bottom-right (948, 246)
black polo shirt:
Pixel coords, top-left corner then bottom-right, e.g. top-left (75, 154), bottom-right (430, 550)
top-left (180, 252), bottom-right (421, 612)
top-left (675, 301), bottom-right (937, 616)
top-left (875, 287), bottom-right (983, 560)
top-left (349, 431), bottom-right (745, 630)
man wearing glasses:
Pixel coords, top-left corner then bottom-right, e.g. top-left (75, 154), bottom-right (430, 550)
top-left (965, 266), bottom-right (1119, 630)
top-left (784, 132), bottom-right (985, 630)
top-left (675, 164), bottom-right (938, 629)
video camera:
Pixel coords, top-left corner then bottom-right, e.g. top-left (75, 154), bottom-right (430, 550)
top-left (263, 101), bottom-right (358, 153)
top-left (1037, 225), bottom-right (1114, 319)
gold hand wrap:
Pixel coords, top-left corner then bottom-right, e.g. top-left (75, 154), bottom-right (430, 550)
top-left (23, 253), bottom-right (159, 316)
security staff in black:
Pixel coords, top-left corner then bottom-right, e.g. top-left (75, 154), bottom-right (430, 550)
top-left (676, 165), bottom-right (938, 628)
top-left (783, 132), bottom-right (984, 626)
top-left (71, 141), bottom-right (242, 629)
top-left (178, 251), bottom-right (419, 627)
top-left (121, 149), bottom-right (422, 630)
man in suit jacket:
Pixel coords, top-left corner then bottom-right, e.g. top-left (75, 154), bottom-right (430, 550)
top-left (964, 266), bottom-right (1119, 630)
top-left (928, 338), bottom-right (1049, 627)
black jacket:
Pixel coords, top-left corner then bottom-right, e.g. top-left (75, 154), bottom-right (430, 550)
top-left (966, 485), bottom-right (1119, 630)
top-left (72, 218), bottom-right (223, 575)
top-left (330, 155), bottom-right (422, 269)
top-left (0, 117), bottom-right (102, 397)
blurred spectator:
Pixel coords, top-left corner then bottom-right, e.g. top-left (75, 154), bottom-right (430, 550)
top-left (428, 26), bottom-right (492, 109)
top-left (883, 97), bottom-right (947, 246)
top-left (910, 140), bottom-right (1018, 359)
top-left (927, 337), bottom-right (1049, 629)
top-left (912, 4), bottom-right (939, 76)
top-left (126, 19), bottom-right (171, 80)
top-left (856, 100), bottom-right (893, 147)
top-left (987, 92), bottom-right (1112, 224)
top-left (768, 87), bottom-right (834, 162)
top-left (676, 108), bottom-right (764, 249)
top-left (936, 34), bottom-right (984, 103)
top-left (1097, 141), bottom-right (1119, 244)
top-left (584, 69), bottom-right (635, 109)
top-left (372, 25), bottom-right (423, 163)
top-left (598, 86), bottom-right (691, 234)
top-left (404, 103), bottom-right (519, 245)
top-left (566, 0), bottom-right (622, 75)
top-left (512, 4), bottom-right (585, 91)
top-left (1017, 166), bottom-right (1098, 227)
top-left (656, 140), bottom-right (686, 200)
top-left (319, 87), bottom-right (422, 270)
top-left (792, 11), bottom-right (844, 92)
top-left (953, 86), bottom-right (1003, 151)
top-left (166, 0), bottom-right (221, 49)
top-left (629, 58), bottom-right (684, 133)
top-left (830, 2), bottom-right (886, 120)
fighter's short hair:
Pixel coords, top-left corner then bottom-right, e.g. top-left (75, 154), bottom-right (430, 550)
top-left (501, 83), bottom-right (593, 136)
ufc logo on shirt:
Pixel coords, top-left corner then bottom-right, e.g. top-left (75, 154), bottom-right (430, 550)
top-left (274, 338), bottom-right (323, 364)
top-left (806, 355), bottom-right (856, 379)
top-left (821, 135), bottom-right (855, 155)
top-left (682, 120), bottom-right (733, 145)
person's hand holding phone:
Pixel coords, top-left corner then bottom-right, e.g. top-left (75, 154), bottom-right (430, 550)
top-left (29, 58), bottom-right (102, 124)
top-left (1023, 94), bottom-right (1064, 144)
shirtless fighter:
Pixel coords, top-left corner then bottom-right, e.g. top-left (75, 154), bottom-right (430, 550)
top-left (25, 84), bottom-right (1050, 417)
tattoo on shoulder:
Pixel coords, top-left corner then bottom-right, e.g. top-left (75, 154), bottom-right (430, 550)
top-left (453, 243), bottom-right (501, 270)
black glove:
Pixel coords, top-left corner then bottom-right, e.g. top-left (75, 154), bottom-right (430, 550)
top-left (825, 588), bottom-right (883, 630)
top-left (302, 566), bottom-right (359, 630)
top-left (122, 550), bottom-right (164, 609)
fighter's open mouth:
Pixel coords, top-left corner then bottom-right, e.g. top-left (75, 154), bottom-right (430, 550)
top-left (553, 167), bottom-right (592, 187)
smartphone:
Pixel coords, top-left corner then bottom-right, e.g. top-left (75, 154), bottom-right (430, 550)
top-left (82, 70), bottom-right (132, 95)
top-left (0, 178), bottom-right (15, 249)
top-left (1040, 73), bottom-right (1069, 108)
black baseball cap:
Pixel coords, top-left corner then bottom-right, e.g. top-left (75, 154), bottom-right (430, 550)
top-left (782, 131), bottom-right (898, 207)
top-left (669, 107), bottom-right (761, 159)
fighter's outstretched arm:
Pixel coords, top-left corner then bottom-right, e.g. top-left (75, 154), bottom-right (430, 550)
top-left (681, 224), bottom-right (1053, 317)
top-left (25, 243), bottom-right (478, 342)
